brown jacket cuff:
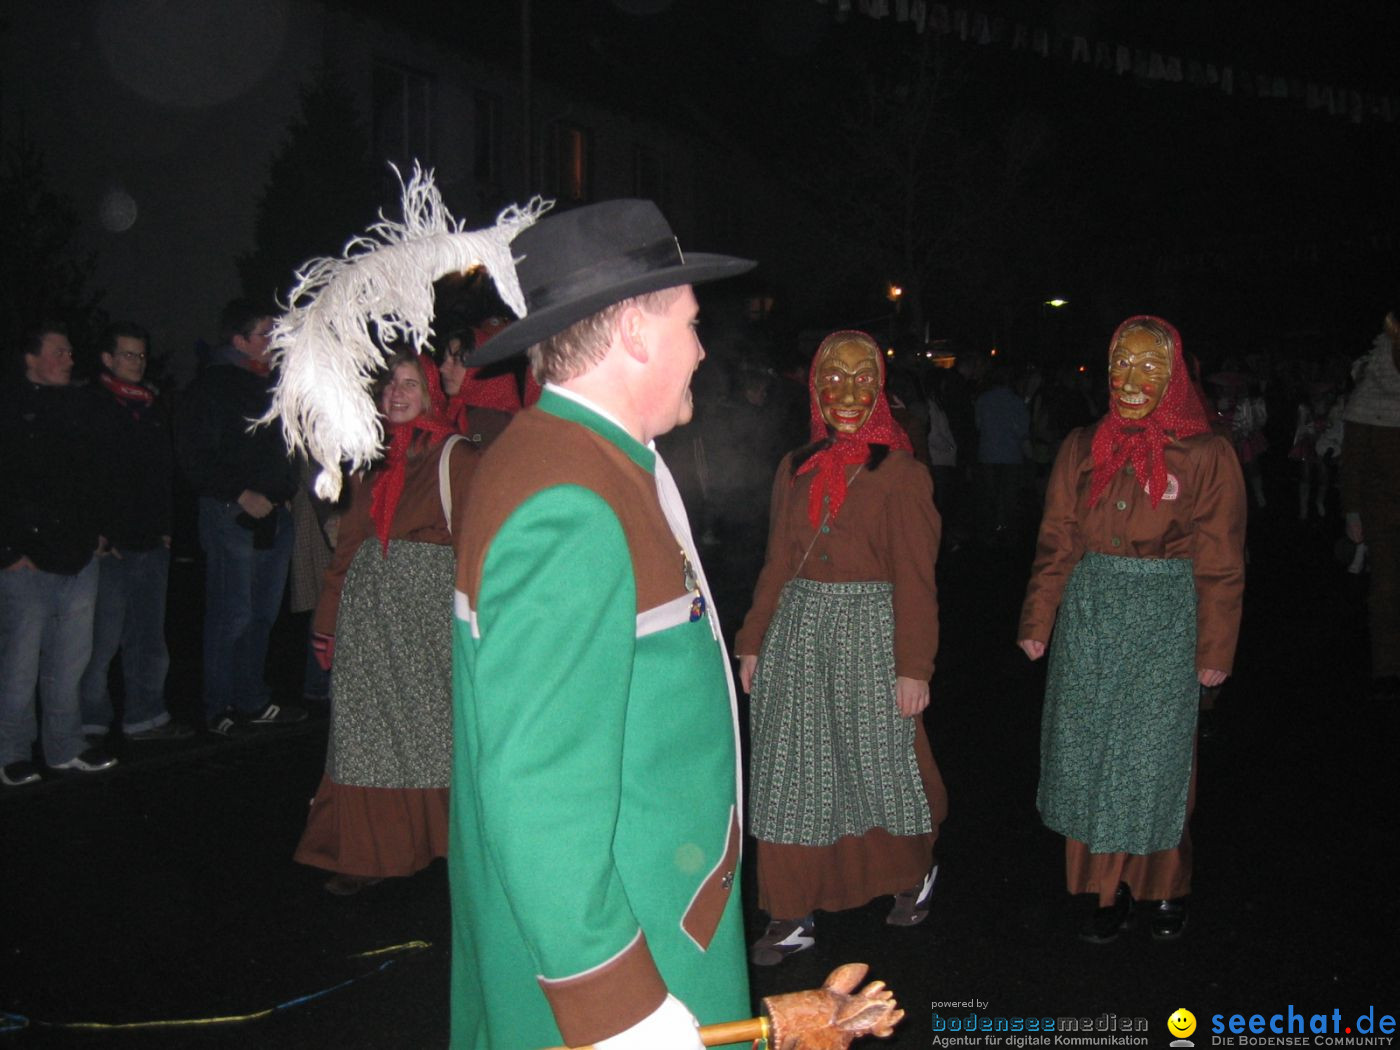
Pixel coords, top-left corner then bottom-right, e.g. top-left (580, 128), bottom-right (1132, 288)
top-left (539, 931), bottom-right (667, 1047)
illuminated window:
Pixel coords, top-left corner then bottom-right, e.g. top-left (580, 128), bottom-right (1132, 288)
top-left (550, 122), bottom-right (591, 203)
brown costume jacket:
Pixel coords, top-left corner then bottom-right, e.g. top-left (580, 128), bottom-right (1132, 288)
top-left (736, 449), bottom-right (941, 681)
top-left (1018, 424), bottom-right (1246, 673)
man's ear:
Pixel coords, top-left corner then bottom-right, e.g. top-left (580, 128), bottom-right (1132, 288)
top-left (618, 304), bottom-right (649, 364)
top-left (100, 352), bottom-right (115, 373)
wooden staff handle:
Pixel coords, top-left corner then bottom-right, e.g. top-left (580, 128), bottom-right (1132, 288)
top-left (545, 1015), bottom-right (769, 1049)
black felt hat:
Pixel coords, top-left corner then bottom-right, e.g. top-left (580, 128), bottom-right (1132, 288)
top-left (467, 199), bottom-right (756, 366)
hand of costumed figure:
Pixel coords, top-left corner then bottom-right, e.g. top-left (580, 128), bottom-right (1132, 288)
top-left (259, 163), bottom-right (552, 500)
top-left (762, 963), bottom-right (904, 1049)
top-left (546, 963), bottom-right (903, 1050)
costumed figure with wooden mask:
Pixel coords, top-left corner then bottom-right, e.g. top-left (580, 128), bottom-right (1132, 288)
top-left (736, 330), bottom-right (946, 965)
top-left (1017, 315), bottom-right (1246, 943)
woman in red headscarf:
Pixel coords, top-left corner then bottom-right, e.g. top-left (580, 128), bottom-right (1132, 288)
top-left (1018, 316), bottom-right (1246, 942)
top-left (735, 330), bottom-right (946, 965)
top-left (294, 351), bottom-right (477, 895)
top-left (439, 322), bottom-right (541, 449)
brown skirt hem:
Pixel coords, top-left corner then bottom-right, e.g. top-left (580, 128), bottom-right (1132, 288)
top-left (293, 773), bottom-right (448, 878)
top-left (756, 719), bottom-right (946, 918)
top-left (1064, 742), bottom-right (1197, 906)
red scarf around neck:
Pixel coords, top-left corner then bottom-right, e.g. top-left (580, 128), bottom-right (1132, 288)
top-left (99, 371), bottom-right (154, 409)
top-left (446, 366), bottom-right (525, 433)
top-left (794, 330), bottom-right (913, 528)
top-left (1088, 315), bottom-right (1209, 508)
top-left (369, 355), bottom-right (456, 554)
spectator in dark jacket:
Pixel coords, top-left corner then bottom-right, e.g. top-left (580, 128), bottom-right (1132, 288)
top-left (80, 323), bottom-right (192, 741)
top-left (0, 323), bottom-right (117, 786)
top-left (974, 364), bottom-right (1030, 540)
top-left (177, 300), bottom-right (303, 734)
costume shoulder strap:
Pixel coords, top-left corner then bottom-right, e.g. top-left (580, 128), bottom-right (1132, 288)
top-left (438, 435), bottom-right (468, 531)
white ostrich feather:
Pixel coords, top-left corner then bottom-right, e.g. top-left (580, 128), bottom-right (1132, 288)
top-left (261, 163), bottom-right (551, 499)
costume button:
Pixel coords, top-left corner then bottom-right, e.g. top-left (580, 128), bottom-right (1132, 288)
top-left (1115, 500), bottom-right (1127, 511)
top-left (1111, 537), bottom-right (1122, 547)
top-left (720, 871), bottom-right (734, 889)
top-left (1125, 465), bottom-right (1135, 476)
top-left (818, 553), bottom-right (829, 561)
top-left (821, 525), bottom-right (831, 533)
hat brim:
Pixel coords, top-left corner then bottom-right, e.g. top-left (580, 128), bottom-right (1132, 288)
top-left (466, 253), bottom-right (755, 367)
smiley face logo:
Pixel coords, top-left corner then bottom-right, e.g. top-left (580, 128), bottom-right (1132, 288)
top-left (1169, 1009), bottom-right (1197, 1039)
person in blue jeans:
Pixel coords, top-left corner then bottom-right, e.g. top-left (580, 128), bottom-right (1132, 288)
top-left (79, 322), bottom-right (192, 741)
top-left (1, 324), bottom-right (117, 786)
top-left (177, 301), bottom-right (304, 734)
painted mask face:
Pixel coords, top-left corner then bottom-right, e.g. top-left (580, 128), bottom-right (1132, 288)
top-left (1108, 326), bottom-right (1172, 421)
top-left (815, 338), bottom-right (881, 434)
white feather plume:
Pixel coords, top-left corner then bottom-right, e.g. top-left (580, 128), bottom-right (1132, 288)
top-left (261, 163), bottom-right (551, 500)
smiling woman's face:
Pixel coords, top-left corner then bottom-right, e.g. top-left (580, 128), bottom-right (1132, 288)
top-left (380, 361), bottom-right (427, 425)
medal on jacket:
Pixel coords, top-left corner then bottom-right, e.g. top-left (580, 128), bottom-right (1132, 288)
top-left (682, 549), bottom-right (706, 622)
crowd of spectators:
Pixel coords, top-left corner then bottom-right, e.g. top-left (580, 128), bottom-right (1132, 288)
top-left (4, 306), bottom-right (1394, 794)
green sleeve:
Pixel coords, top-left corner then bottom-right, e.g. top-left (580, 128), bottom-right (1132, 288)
top-left (465, 484), bottom-right (647, 978)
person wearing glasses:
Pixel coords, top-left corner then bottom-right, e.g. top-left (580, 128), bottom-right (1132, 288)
top-left (79, 322), bottom-right (192, 743)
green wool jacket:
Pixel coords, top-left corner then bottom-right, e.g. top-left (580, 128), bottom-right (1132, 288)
top-left (449, 389), bottom-right (749, 1049)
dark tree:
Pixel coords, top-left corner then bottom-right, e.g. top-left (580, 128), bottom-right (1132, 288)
top-left (238, 71), bottom-right (381, 307)
top-left (0, 127), bottom-right (104, 359)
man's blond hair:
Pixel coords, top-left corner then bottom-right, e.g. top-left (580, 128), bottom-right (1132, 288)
top-left (527, 285), bottom-right (686, 384)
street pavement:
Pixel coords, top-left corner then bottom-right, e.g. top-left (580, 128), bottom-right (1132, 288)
top-left (3, 504), bottom-right (1395, 1049)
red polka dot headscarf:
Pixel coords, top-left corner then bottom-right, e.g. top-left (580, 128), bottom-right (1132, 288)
top-left (1089, 315), bottom-right (1209, 508)
top-left (795, 330), bottom-right (912, 527)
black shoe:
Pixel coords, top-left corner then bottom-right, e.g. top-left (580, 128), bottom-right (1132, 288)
top-left (1, 760), bottom-right (42, 787)
top-left (887, 862), bottom-right (940, 926)
top-left (208, 712), bottom-right (241, 736)
top-left (1147, 897), bottom-right (1188, 940)
top-left (127, 721), bottom-right (195, 742)
top-left (324, 873), bottom-right (383, 896)
top-left (50, 747), bottom-right (118, 774)
top-left (247, 702), bottom-right (306, 726)
top-left (1079, 882), bottom-right (1133, 944)
top-left (750, 916), bottom-right (816, 966)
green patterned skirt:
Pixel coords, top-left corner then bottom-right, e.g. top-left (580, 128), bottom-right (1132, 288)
top-left (328, 540), bottom-right (455, 789)
top-left (1037, 552), bottom-right (1197, 855)
top-left (749, 578), bottom-right (932, 846)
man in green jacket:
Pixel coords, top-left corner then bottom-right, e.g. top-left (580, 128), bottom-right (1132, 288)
top-left (450, 200), bottom-right (755, 1049)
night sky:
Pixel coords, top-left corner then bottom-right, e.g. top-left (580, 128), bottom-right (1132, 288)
top-left (5, 0), bottom-right (1397, 365)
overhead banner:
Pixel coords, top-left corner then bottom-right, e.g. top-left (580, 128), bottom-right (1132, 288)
top-left (816, 0), bottom-right (1399, 125)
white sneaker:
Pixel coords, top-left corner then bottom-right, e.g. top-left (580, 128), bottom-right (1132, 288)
top-left (50, 748), bottom-right (118, 773)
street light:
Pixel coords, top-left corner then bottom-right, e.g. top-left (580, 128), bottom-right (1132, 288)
top-left (1044, 298), bottom-right (1069, 308)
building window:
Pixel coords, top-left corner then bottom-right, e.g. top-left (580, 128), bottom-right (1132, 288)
top-left (633, 145), bottom-right (664, 206)
top-left (549, 122), bottom-right (591, 203)
top-left (373, 61), bottom-right (433, 171)
top-left (474, 91), bottom-right (502, 186)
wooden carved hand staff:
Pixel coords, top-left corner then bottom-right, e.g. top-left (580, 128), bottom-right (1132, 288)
top-left (546, 963), bottom-right (904, 1050)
